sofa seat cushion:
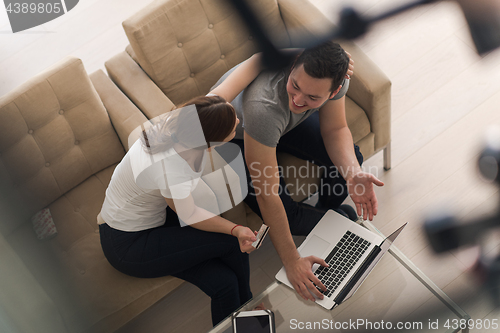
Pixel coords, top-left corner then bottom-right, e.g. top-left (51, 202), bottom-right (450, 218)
top-left (7, 165), bottom-right (184, 333)
top-left (345, 97), bottom-right (371, 144)
top-left (356, 132), bottom-right (375, 161)
top-left (277, 152), bottom-right (323, 202)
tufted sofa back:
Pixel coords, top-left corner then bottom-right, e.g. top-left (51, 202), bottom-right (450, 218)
top-left (123, 0), bottom-right (290, 106)
top-left (0, 57), bottom-right (125, 234)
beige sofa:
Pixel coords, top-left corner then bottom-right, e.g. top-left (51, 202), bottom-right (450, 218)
top-left (0, 1), bottom-right (392, 332)
top-left (105, 0), bottom-right (392, 208)
top-left (0, 57), bottom-right (189, 333)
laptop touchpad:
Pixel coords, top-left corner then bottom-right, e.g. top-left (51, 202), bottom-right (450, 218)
top-left (299, 235), bottom-right (330, 257)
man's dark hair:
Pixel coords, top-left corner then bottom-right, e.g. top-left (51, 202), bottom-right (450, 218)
top-left (293, 41), bottom-right (349, 93)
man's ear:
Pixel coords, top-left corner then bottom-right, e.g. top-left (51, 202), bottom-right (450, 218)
top-left (329, 85), bottom-right (342, 99)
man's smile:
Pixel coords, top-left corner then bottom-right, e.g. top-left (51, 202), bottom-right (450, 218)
top-left (292, 97), bottom-right (305, 108)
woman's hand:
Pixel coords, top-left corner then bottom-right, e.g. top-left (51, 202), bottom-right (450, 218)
top-left (233, 227), bottom-right (258, 253)
top-left (346, 51), bottom-right (354, 79)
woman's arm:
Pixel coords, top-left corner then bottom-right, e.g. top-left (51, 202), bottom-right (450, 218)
top-left (209, 53), bottom-right (264, 103)
top-left (209, 49), bottom-right (316, 102)
top-left (210, 48), bottom-right (353, 103)
top-left (164, 196), bottom-right (257, 253)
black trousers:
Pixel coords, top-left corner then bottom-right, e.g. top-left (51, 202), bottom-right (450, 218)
top-left (99, 207), bottom-right (252, 326)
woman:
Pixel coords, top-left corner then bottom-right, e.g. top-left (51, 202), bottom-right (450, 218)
top-left (97, 53), bottom-right (263, 326)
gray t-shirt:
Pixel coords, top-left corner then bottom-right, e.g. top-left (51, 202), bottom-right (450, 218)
top-left (213, 65), bottom-right (349, 147)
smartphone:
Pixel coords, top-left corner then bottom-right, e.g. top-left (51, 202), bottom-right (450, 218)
top-left (252, 224), bottom-right (270, 249)
top-left (232, 310), bottom-right (275, 333)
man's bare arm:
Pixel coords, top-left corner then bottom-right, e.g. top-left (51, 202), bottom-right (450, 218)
top-left (319, 97), bottom-right (361, 179)
top-left (319, 97), bottom-right (384, 220)
top-left (209, 49), bottom-right (307, 103)
top-left (209, 53), bottom-right (263, 103)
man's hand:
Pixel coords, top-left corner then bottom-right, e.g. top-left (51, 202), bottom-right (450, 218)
top-left (346, 51), bottom-right (354, 79)
top-left (347, 172), bottom-right (384, 221)
top-left (233, 227), bottom-right (258, 253)
top-left (286, 256), bottom-right (329, 301)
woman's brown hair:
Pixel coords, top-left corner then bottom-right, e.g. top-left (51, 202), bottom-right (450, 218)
top-left (184, 95), bottom-right (236, 147)
top-left (141, 95), bottom-right (236, 153)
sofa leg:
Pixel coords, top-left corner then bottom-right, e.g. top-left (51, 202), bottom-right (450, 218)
top-left (383, 142), bottom-right (391, 171)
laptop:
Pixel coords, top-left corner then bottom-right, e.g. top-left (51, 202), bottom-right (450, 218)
top-left (275, 210), bottom-right (406, 310)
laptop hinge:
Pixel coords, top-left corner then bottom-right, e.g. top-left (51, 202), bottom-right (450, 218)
top-left (333, 245), bottom-right (382, 305)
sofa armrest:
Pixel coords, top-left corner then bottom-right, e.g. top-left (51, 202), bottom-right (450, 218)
top-left (278, 0), bottom-right (335, 47)
top-left (340, 41), bottom-right (392, 151)
top-left (90, 70), bottom-right (148, 150)
top-left (105, 50), bottom-right (175, 120)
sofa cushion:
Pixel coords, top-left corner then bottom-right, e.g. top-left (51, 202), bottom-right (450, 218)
top-left (345, 97), bottom-right (371, 144)
top-left (356, 132), bottom-right (375, 161)
top-left (0, 57), bottom-right (125, 234)
top-left (123, 0), bottom-right (290, 105)
top-left (277, 152), bottom-right (323, 202)
top-left (7, 165), bottom-right (184, 333)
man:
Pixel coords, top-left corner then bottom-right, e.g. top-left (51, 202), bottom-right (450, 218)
top-left (214, 41), bottom-right (384, 302)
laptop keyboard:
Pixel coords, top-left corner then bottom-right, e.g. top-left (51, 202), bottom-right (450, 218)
top-left (314, 231), bottom-right (371, 297)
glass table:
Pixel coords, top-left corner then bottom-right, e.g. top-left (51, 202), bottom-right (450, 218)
top-left (208, 220), bottom-right (470, 333)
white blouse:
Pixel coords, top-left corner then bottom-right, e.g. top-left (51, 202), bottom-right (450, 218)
top-left (100, 139), bottom-right (206, 232)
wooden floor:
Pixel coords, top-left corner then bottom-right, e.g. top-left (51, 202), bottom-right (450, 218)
top-left (2, 0), bottom-right (500, 332)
